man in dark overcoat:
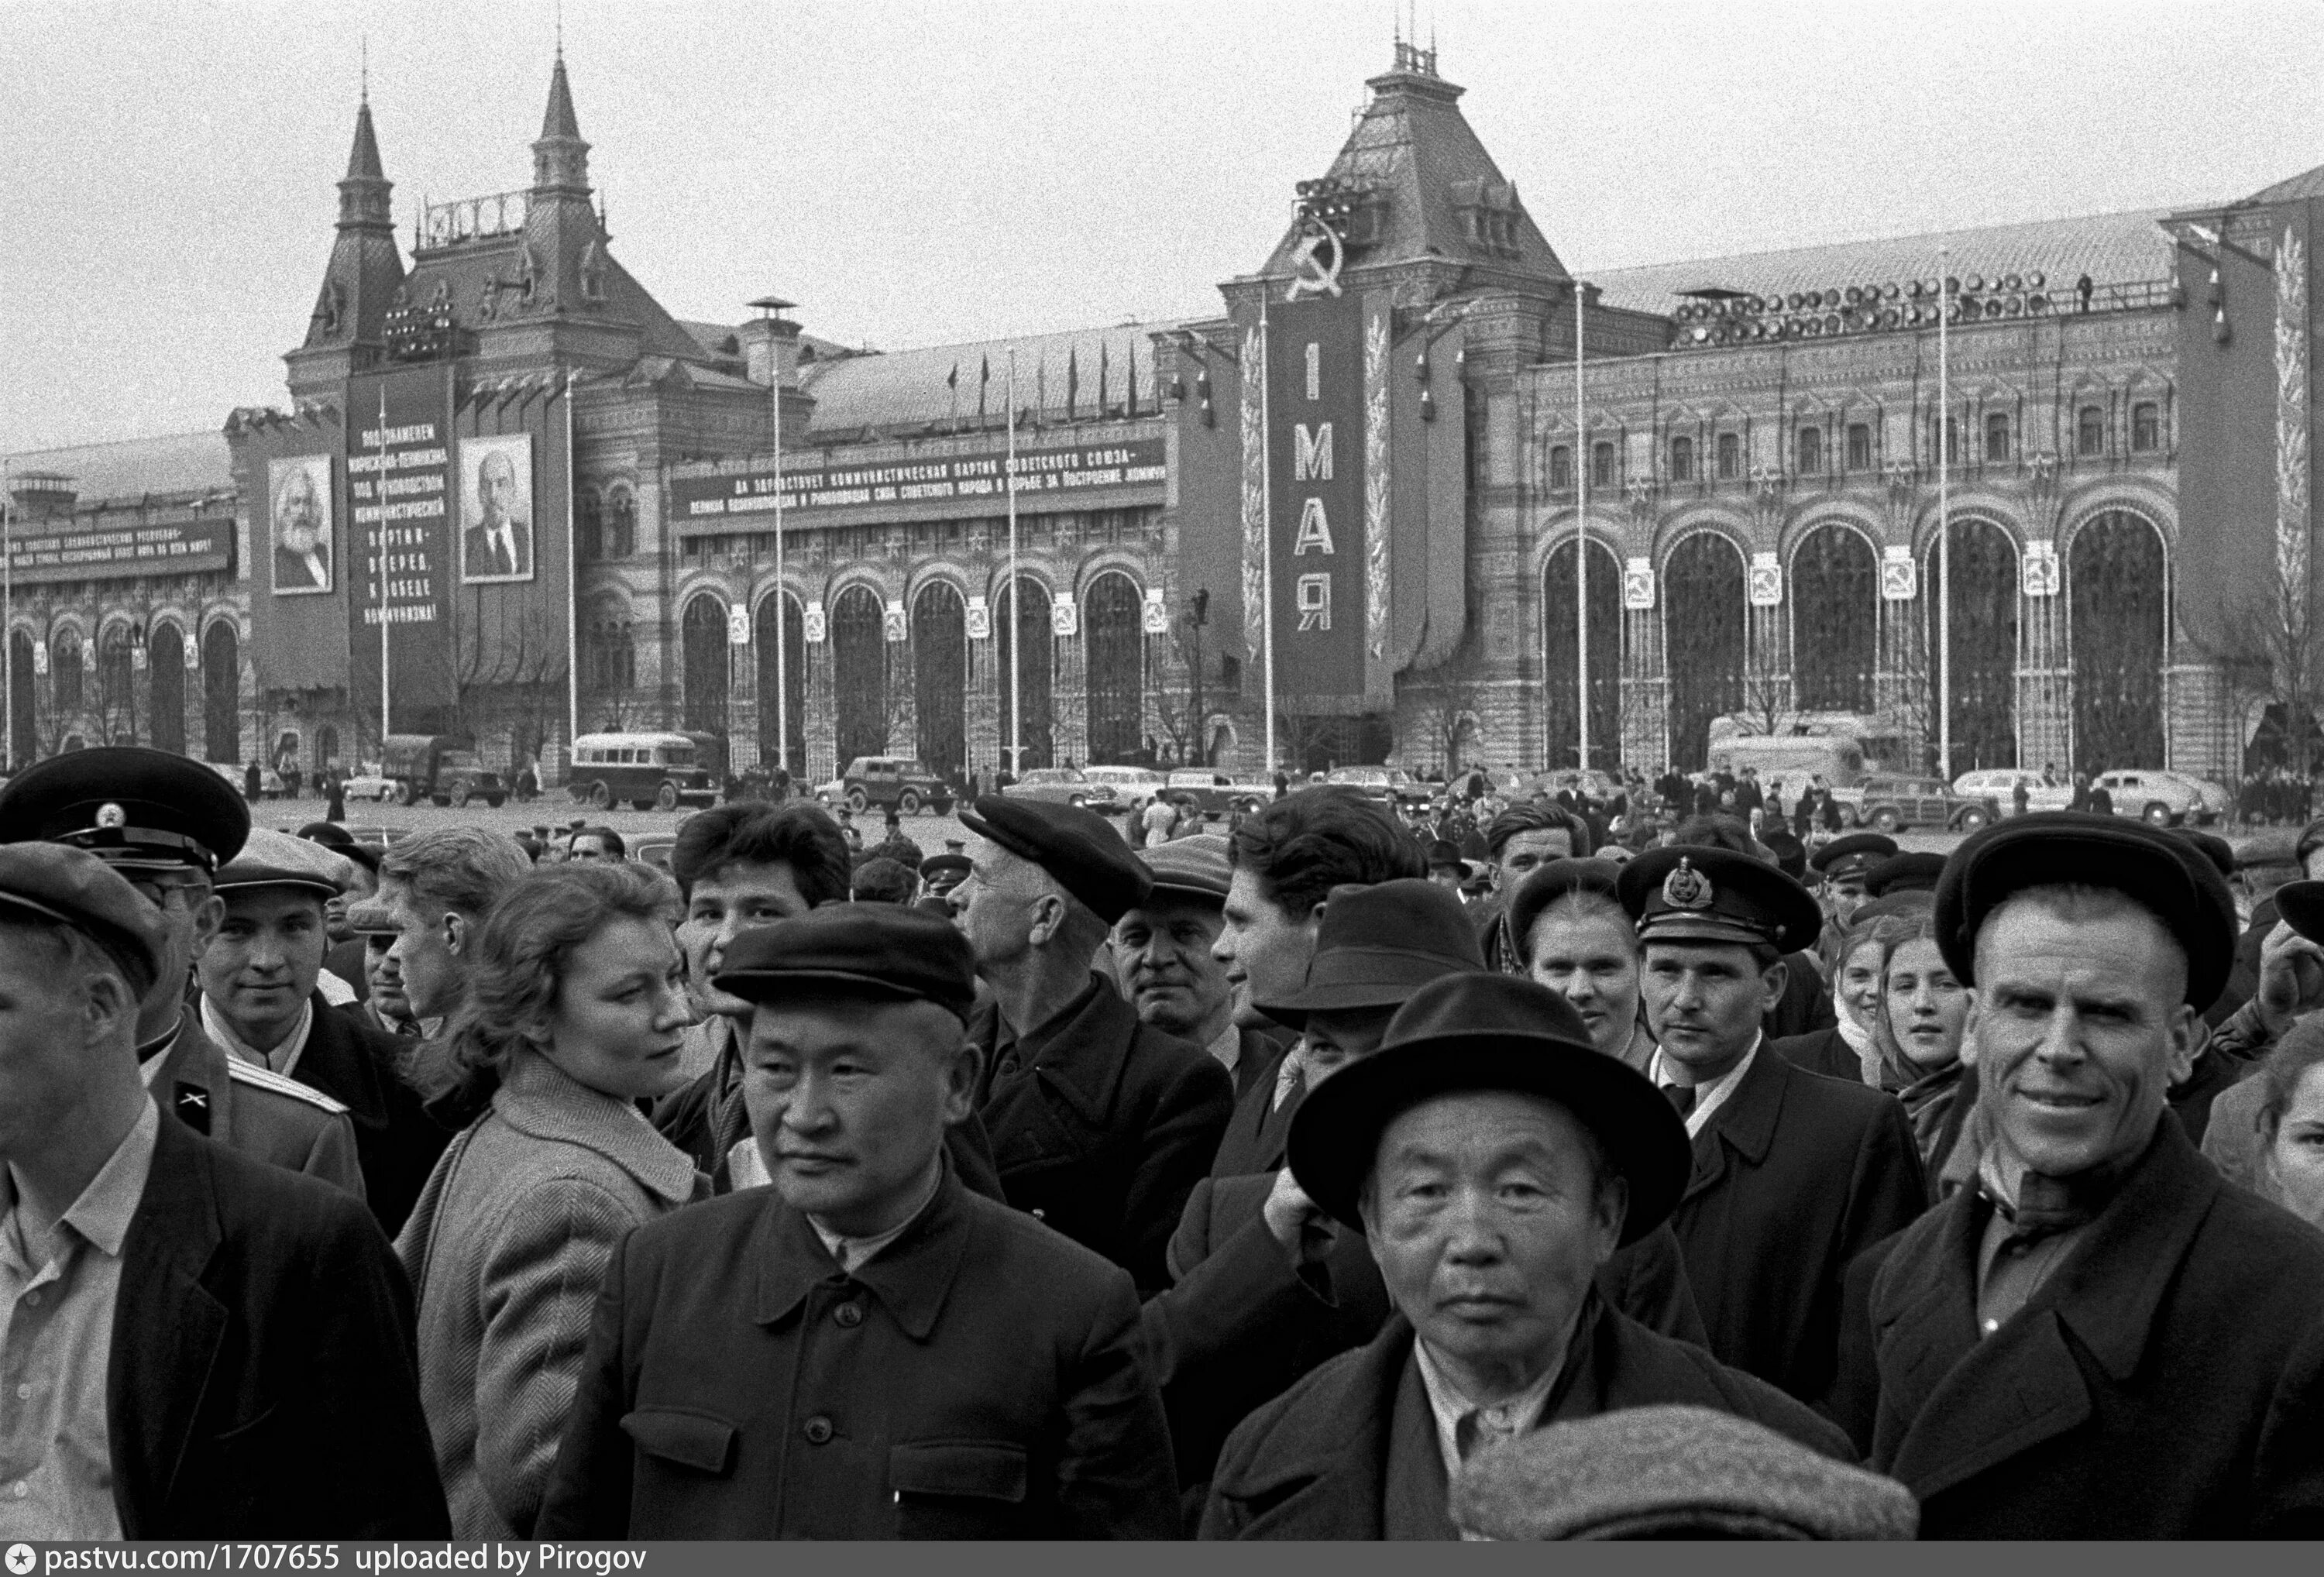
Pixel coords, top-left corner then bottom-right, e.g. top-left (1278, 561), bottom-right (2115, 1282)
top-left (0, 843), bottom-right (445, 1539)
top-left (536, 905), bottom-right (1181, 1539)
top-left (955, 795), bottom-right (1232, 1291)
top-left (1833, 813), bottom-right (2324, 1537)
top-left (1200, 974), bottom-right (1853, 1539)
top-left (1617, 845), bottom-right (1927, 1403)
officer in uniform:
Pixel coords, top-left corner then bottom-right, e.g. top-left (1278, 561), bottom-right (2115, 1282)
top-left (0, 746), bottom-right (364, 1197)
top-left (1807, 833), bottom-right (1898, 971)
top-left (920, 851), bottom-right (971, 900)
top-left (1862, 851), bottom-right (1946, 902)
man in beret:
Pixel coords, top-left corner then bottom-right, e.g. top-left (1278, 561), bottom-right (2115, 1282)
top-left (195, 828), bottom-right (450, 1235)
top-left (1619, 845), bottom-right (1925, 1403)
top-left (1200, 974), bottom-right (1852, 1539)
top-left (537, 906), bottom-right (1181, 1539)
top-left (0, 747), bottom-right (366, 1201)
top-left (0, 843), bottom-right (446, 1537)
top-left (954, 795), bottom-right (1233, 1291)
top-left (1834, 813), bottom-right (2324, 1537)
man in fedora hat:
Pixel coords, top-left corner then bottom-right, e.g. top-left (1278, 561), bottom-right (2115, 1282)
top-left (1618, 845), bottom-right (1925, 1403)
top-left (1200, 974), bottom-right (1852, 1539)
top-left (1834, 813), bottom-right (2324, 1537)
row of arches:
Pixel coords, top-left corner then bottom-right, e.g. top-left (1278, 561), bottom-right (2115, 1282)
top-left (665, 570), bottom-right (1150, 777)
top-left (1542, 510), bottom-right (2169, 776)
top-left (4, 619), bottom-right (241, 768)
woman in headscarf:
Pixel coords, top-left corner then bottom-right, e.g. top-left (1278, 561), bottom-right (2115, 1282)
top-left (1509, 858), bottom-right (1654, 1074)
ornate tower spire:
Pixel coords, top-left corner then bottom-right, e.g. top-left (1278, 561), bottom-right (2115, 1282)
top-left (532, 52), bottom-right (590, 194)
top-left (287, 92), bottom-right (407, 394)
top-left (338, 96), bottom-right (392, 230)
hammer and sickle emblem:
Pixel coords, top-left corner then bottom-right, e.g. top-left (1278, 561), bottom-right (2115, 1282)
top-left (1286, 217), bottom-right (1344, 301)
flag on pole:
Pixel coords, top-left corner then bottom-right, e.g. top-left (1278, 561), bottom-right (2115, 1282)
top-left (978, 354), bottom-right (990, 419)
top-left (1097, 343), bottom-right (1109, 415)
top-left (1037, 356), bottom-right (1047, 425)
top-left (946, 362), bottom-right (959, 424)
top-left (1066, 347), bottom-right (1080, 421)
top-left (1123, 342), bottom-right (1136, 417)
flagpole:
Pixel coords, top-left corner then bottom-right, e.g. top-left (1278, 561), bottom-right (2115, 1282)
top-left (1575, 280), bottom-right (1590, 775)
top-left (1006, 348), bottom-right (1022, 780)
top-left (2, 459), bottom-right (12, 772)
top-left (772, 345), bottom-right (789, 777)
top-left (1937, 246), bottom-right (1953, 783)
top-left (1260, 291), bottom-right (1277, 778)
top-left (377, 382), bottom-right (391, 753)
top-left (563, 368), bottom-right (579, 753)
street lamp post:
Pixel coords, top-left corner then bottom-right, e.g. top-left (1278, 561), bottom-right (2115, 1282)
top-left (1183, 587), bottom-right (1208, 765)
top-left (750, 296), bottom-right (796, 782)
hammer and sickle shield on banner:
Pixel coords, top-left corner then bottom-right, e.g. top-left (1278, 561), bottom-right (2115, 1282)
top-left (1286, 216), bottom-right (1345, 301)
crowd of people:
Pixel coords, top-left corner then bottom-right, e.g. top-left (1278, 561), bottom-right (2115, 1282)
top-left (2, 743), bottom-right (2322, 1541)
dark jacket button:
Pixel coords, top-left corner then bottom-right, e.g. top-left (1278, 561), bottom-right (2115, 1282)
top-left (835, 1303), bottom-right (864, 1328)
top-left (803, 1415), bottom-right (834, 1444)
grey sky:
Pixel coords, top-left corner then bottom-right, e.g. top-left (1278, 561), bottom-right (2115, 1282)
top-left (5, 0), bottom-right (2317, 453)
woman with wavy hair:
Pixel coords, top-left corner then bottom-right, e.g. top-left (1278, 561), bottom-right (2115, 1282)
top-left (395, 861), bottom-right (703, 1538)
top-left (1877, 910), bottom-right (1975, 1183)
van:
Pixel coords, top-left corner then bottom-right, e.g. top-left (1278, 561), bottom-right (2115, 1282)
top-left (569, 733), bottom-right (720, 813)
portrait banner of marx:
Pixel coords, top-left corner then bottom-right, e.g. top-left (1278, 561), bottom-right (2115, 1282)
top-left (268, 454), bottom-right (335, 596)
top-left (459, 433), bottom-right (535, 585)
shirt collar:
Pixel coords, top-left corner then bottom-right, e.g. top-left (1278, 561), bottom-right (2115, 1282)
top-left (806, 1157), bottom-right (945, 1276)
top-left (1, 1098), bottom-right (161, 1262)
top-left (1205, 1020), bottom-right (1242, 1075)
top-left (201, 994), bottom-right (314, 1077)
top-left (1651, 1034), bottom-right (1761, 1138)
top-left (1412, 1324), bottom-right (1570, 1483)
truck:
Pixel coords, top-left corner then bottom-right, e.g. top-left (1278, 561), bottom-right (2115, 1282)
top-left (380, 734), bottom-right (507, 809)
top-left (1703, 713), bottom-right (1911, 826)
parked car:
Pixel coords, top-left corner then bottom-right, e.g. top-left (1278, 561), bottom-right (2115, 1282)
top-left (341, 771), bottom-right (399, 802)
top-left (813, 756), bottom-right (954, 816)
top-left (1853, 773), bottom-right (2003, 833)
top-left (629, 836), bottom-right (677, 871)
top-left (380, 734), bottom-right (506, 809)
top-left (1083, 765), bottom-right (1168, 813)
top-left (2092, 768), bottom-right (2218, 826)
top-left (1524, 768), bottom-right (1628, 805)
top-left (1162, 769), bottom-right (1271, 818)
top-left (208, 762), bottom-right (289, 800)
top-left (1954, 768), bottom-right (2075, 816)
top-left (1320, 766), bottom-right (1431, 806)
top-left (569, 732), bottom-right (718, 813)
top-left (999, 767), bottom-right (1113, 810)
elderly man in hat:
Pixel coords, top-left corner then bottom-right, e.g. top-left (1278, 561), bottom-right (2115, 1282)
top-left (1199, 974), bottom-right (1851, 1539)
top-left (1834, 813), bottom-right (2324, 1537)
top-left (0, 843), bottom-right (446, 1538)
top-left (196, 828), bottom-right (449, 1235)
top-left (953, 795), bottom-right (1232, 1291)
top-left (0, 747), bottom-right (365, 1198)
top-left (1113, 835), bottom-right (1276, 1099)
top-left (537, 905), bottom-right (1181, 1538)
top-left (1618, 846), bottom-right (1925, 1403)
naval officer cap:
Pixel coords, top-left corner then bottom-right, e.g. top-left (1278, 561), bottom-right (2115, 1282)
top-left (1807, 833), bottom-right (1897, 884)
top-left (1932, 811), bottom-right (2237, 1008)
top-left (0, 841), bottom-right (170, 998)
top-left (957, 795), bottom-right (1152, 925)
top-left (0, 745), bottom-right (250, 872)
top-left (215, 826), bottom-right (356, 900)
top-left (713, 904), bottom-right (978, 1023)
top-left (1617, 845), bottom-right (1823, 956)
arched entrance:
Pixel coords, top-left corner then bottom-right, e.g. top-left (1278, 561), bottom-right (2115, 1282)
top-left (994, 577), bottom-right (1054, 772)
top-left (1084, 572), bottom-right (1143, 765)
top-left (97, 625), bottom-right (137, 744)
top-left (755, 592), bottom-right (807, 775)
top-left (1789, 525), bottom-right (1878, 713)
top-left (680, 593), bottom-right (729, 737)
top-left (2069, 510), bottom-right (2167, 772)
top-left (1925, 518), bottom-right (2020, 778)
top-left (7, 631), bottom-right (32, 770)
top-left (1662, 533), bottom-right (1747, 773)
top-left (831, 585), bottom-right (888, 768)
top-left (912, 582), bottom-right (966, 780)
top-left (1542, 538), bottom-right (1623, 771)
top-left (201, 621), bottom-right (239, 763)
top-left (149, 624), bottom-right (185, 755)
top-left (317, 723), bottom-right (339, 773)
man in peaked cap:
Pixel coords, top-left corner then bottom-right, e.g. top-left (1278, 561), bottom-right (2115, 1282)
top-left (538, 905), bottom-right (1181, 1539)
top-left (1617, 845), bottom-right (1925, 1404)
top-left (1114, 835), bottom-right (1274, 1098)
top-left (1807, 831), bottom-right (1897, 968)
top-left (194, 828), bottom-right (450, 1235)
top-left (1862, 850), bottom-right (1945, 901)
top-left (919, 850), bottom-right (972, 901)
top-left (1199, 974), bottom-right (1852, 1540)
top-left (0, 747), bottom-right (364, 1203)
top-left (952, 795), bottom-right (1233, 1291)
top-left (1832, 813), bottom-right (2324, 1537)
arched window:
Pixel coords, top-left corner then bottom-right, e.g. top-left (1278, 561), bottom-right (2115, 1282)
top-left (604, 485), bottom-right (636, 558)
top-left (1796, 426), bottom-right (1823, 476)
top-left (52, 630), bottom-right (82, 716)
top-left (1984, 411), bottom-right (2011, 462)
top-left (96, 625), bottom-right (136, 742)
top-left (583, 602), bottom-right (636, 705)
top-left (680, 593), bottom-right (729, 737)
top-left (1716, 432), bottom-right (1741, 479)
top-left (1590, 441), bottom-right (1617, 488)
top-left (573, 488), bottom-right (603, 561)
top-left (1084, 572), bottom-right (1144, 766)
top-left (1789, 527), bottom-right (1878, 713)
top-left (1923, 519), bottom-right (2020, 778)
top-left (149, 624), bottom-right (185, 755)
top-left (1845, 422), bottom-right (1872, 471)
top-left (910, 583), bottom-right (965, 780)
top-left (317, 723), bottom-right (339, 772)
top-left (830, 584), bottom-right (888, 768)
top-left (1548, 445), bottom-right (1572, 491)
top-left (1541, 539), bottom-right (1621, 771)
top-left (993, 577), bottom-right (1055, 772)
top-left (755, 592), bottom-right (806, 775)
top-left (2070, 511), bottom-right (2168, 772)
top-left (1668, 435), bottom-right (1694, 483)
top-left (1662, 534), bottom-right (1747, 772)
top-left (2130, 403), bottom-right (2161, 452)
top-left (2076, 406), bottom-right (2105, 458)
top-left (201, 620), bottom-right (239, 763)
top-left (7, 631), bottom-right (33, 771)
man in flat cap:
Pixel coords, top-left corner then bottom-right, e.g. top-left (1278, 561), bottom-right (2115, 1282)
top-left (1618, 845), bottom-right (1925, 1403)
top-left (0, 843), bottom-right (446, 1538)
top-left (953, 795), bottom-right (1232, 1291)
top-left (195, 828), bottom-right (449, 1235)
top-left (1114, 835), bottom-right (1273, 1098)
top-left (538, 905), bottom-right (1181, 1539)
top-left (1200, 974), bottom-right (1852, 1539)
top-left (1834, 813), bottom-right (2324, 1537)
top-left (0, 747), bottom-right (365, 1199)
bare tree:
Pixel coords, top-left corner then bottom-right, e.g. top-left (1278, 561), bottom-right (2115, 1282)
top-left (2188, 580), bottom-right (2319, 781)
top-left (1404, 637), bottom-right (1490, 776)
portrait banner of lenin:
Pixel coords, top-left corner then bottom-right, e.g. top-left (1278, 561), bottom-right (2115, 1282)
top-left (268, 453), bottom-right (335, 596)
top-left (459, 433), bottom-right (535, 585)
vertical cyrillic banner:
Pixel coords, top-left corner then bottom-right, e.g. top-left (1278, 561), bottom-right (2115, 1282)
top-left (1266, 292), bottom-right (1367, 705)
top-left (348, 364), bottom-right (456, 715)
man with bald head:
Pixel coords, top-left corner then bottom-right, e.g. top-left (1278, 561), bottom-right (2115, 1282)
top-left (1836, 813), bottom-right (2324, 1537)
top-left (953, 795), bottom-right (1232, 1291)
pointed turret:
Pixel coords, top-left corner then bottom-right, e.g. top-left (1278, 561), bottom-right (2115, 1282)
top-left (532, 52), bottom-right (591, 194)
top-left (341, 98), bottom-right (390, 222)
top-left (287, 94), bottom-right (407, 396)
